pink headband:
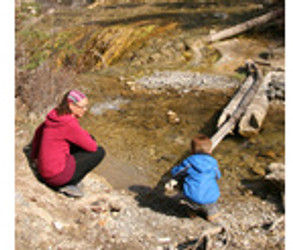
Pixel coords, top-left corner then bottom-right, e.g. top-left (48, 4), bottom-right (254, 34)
top-left (67, 89), bottom-right (86, 103)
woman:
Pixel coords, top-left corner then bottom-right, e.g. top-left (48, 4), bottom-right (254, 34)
top-left (30, 89), bottom-right (105, 197)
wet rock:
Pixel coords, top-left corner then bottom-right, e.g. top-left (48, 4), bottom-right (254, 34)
top-left (248, 137), bottom-right (258, 144)
top-left (266, 72), bottom-right (285, 101)
top-left (259, 51), bottom-right (272, 60)
top-left (257, 150), bottom-right (276, 159)
top-left (149, 53), bottom-right (162, 63)
top-left (174, 41), bottom-right (186, 51)
top-left (90, 99), bottom-right (130, 115)
top-left (265, 162), bottom-right (284, 188)
top-left (174, 136), bottom-right (185, 145)
top-left (167, 110), bottom-right (180, 124)
top-left (213, 12), bottom-right (229, 20)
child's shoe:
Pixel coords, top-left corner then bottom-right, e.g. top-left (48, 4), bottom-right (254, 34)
top-left (206, 212), bottom-right (221, 222)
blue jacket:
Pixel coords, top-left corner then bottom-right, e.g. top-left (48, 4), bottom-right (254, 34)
top-left (171, 154), bottom-right (221, 204)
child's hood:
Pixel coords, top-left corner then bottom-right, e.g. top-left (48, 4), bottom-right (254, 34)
top-left (186, 154), bottom-right (218, 173)
top-left (45, 108), bottom-right (76, 127)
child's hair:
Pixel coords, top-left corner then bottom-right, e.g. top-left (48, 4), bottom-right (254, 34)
top-left (191, 134), bottom-right (212, 154)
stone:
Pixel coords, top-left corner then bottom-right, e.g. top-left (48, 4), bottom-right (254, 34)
top-left (52, 221), bottom-right (64, 231)
top-left (157, 237), bottom-right (171, 243)
top-left (167, 110), bottom-right (180, 124)
top-left (258, 150), bottom-right (276, 159)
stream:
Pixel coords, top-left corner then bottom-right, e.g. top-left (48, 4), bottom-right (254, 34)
top-left (78, 72), bottom-right (284, 201)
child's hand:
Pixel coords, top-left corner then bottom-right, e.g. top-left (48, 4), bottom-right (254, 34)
top-left (164, 179), bottom-right (178, 192)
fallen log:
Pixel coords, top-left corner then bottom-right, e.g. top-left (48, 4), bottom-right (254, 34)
top-left (205, 8), bottom-right (283, 43)
top-left (238, 72), bottom-right (272, 137)
top-left (217, 68), bottom-right (255, 128)
top-left (211, 61), bottom-right (262, 150)
top-left (188, 8), bottom-right (283, 65)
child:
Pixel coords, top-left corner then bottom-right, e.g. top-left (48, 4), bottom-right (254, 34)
top-left (170, 134), bottom-right (221, 221)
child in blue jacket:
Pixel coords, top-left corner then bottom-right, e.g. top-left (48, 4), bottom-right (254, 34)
top-left (170, 134), bottom-right (221, 221)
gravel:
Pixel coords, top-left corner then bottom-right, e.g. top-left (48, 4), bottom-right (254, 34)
top-left (136, 71), bottom-right (241, 92)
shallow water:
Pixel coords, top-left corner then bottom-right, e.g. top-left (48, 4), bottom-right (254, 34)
top-left (62, 0), bottom-right (285, 196)
top-left (80, 74), bottom-right (284, 197)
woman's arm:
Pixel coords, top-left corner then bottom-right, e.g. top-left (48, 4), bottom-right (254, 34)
top-left (65, 120), bottom-right (97, 152)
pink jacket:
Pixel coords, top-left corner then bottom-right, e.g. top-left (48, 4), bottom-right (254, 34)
top-left (31, 109), bottom-right (97, 178)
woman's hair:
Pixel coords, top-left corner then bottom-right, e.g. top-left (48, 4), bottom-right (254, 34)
top-left (56, 91), bottom-right (71, 116)
top-left (191, 134), bottom-right (212, 154)
top-left (56, 89), bottom-right (87, 116)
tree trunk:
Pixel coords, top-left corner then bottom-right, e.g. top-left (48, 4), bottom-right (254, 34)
top-left (205, 8), bottom-right (283, 43)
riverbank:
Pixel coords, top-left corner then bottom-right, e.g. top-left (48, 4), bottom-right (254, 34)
top-left (15, 125), bottom-right (284, 249)
top-left (15, 1), bottom-right (285, 249)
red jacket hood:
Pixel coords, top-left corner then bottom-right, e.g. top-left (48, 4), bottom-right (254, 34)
top-left (45, 109), bottom-right (77, 127)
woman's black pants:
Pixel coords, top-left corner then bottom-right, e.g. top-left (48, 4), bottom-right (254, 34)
top-left (67, 145), bottom-right (106, 185)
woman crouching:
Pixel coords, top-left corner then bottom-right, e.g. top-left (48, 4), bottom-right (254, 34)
top-left (30, 89), bottom-right (105, 197)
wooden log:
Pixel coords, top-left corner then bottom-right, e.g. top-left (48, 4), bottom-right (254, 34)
top-left (211, 62), bottom-right (262, 150)
top-left (205, 8), bottom-right (283, 43)
top-left (217, 72), bottom-right (254, 128)
top-left (238, 72), bottom-right (271, 137)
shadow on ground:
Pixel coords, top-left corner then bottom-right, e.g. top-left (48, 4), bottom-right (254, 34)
top-left (241, 177), bottom-right (284, 213)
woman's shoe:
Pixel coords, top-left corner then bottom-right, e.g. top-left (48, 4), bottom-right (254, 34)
top-left (59, 185), bottom-right (84, 198)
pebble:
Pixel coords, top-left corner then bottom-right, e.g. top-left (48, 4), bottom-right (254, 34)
top-left (52, 221), bottom-right (64, 231)
top-left (158, 237), bottom-right (171, 243)
top-left (167, 110), bottom-right (180, 124)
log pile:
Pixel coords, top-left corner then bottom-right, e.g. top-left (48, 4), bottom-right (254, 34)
top-left (211, 61), bottom-right (284, 150)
